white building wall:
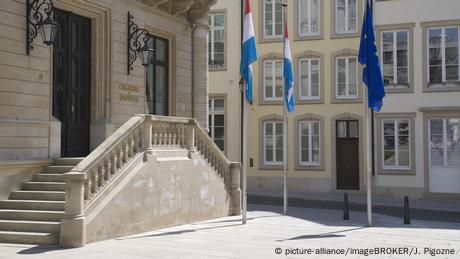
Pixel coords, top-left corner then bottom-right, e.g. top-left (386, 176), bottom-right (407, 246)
top-left (374, 0), bottom-right (460, 197)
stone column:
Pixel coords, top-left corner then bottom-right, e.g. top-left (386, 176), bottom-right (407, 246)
top-left (60, 172), bottom-right (87, 248)
top-left (229, 162), bottom-right (242, 215)
top-left (189, 15), bottom-right (209, 130)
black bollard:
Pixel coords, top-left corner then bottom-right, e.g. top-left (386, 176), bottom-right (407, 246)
top-left (404, 196), bottom-right (410, 224)
top-left (343, 193), bottom-right (349, 220)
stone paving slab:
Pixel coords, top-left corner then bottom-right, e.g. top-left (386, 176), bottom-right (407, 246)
top-left (0, 204), bottom-right (459, 259)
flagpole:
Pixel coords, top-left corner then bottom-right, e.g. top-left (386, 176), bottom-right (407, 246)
top-left (366, 0), bottom-right (375, 227)
top-left (242, 82), bottom-right (248, 224)
top-left (282, 1), bottom-right (288, 215)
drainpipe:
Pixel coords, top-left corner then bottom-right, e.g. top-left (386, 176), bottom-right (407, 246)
top-left (190, 23), bottom-right (197, 118)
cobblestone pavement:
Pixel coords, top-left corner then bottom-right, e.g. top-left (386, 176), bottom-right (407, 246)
top-left (0, 204), bottom-right (459, 259)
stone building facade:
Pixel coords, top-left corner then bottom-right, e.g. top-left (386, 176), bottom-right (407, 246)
top-left (0, 0), bottom-right (215, 199)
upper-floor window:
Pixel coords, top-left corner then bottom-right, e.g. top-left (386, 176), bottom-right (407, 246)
top-left (382, 119), bottom-right (410, 170)
top-left (381, 30), bottom-right (409, 87)
top-left (335, 0), bottom-right (357, 34)
top-left (208, 13), bottom-right (225, 69)
top-left (299, 58), bottom-right (320, 99)
top-left (263, 59), bottom-right (283, 100)
top-left (336, 56), bottom-right (358, 98)
top-left (209, 98), bottom-right (225, 151)
top-left (298, 0), bottom-right (320, 36)
top-left (427, 26), bottom-right (459, 86)
top-left (263, 0), bottom-right (283, 38)
top-left (263, 121), bottom-right (284, 165)
top-left (299, 120), bottom-right (321, 165)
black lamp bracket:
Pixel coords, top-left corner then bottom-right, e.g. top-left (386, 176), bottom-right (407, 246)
top-left (128, 12), bottom-right (151, 74)
top-left (26, 0), bottom-right (54, 55)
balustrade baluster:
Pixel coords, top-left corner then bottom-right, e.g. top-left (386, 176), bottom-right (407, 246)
top-left (90, 169), bottom-right (97, 194)
top-left (104, 159), bottom-right (109, 180)
top-left (84, 179), bottom-right (89, 200)
top-left (97, 165), bottom-right (104, 187)
top-left (129, 135), bottom-right (134, 157)
top-left (124, 141), bottom-right (129, 162)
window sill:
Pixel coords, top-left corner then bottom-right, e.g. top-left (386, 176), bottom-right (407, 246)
top-left (294, 34), bottom-right (324, 41)
top-left (259, 164), bottom-right (284, 170)
top-left (331, 97), bottom-right (362, 104)
top-left (209, 66), bottom-right (227, 72)
top-left (385, 85), bottom-right (413, 93)
top-left (377, 170), bottom-right (415, 175)
top-left (295, 164), bottom-right (325, 171)
top-left (423, 83), bottom-right (460, 92)
top-left (296, 98), bottom-right (324, 104)
top-left (330, 32), bottom-right (360, 39)
top-left (260, 99), bottom-right (283, 105)
top-left (258, 37), bottom-right (283, 43)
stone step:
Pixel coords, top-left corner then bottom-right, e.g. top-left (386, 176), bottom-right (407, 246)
top-left (23, 182), bottom-right (65, 191)
top-left (0, 220), bottom-right (60, 233)
top-left (53, 157), bottom-right (84, 166)
top-left (33, 173), bottom-right (64, 182)
top-left (0, 200), bottom-right (64, 211)
top-left (10, 191), bottom-right (65, 201)
top-left (0, 231), bottom-right (58, 245)
top-left (0, 210), bottom-right (64, 222)
top-left (44, 166), bottom-right (74, 174)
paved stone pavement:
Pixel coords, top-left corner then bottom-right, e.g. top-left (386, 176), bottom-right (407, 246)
top-left (0, 204), bottom-right (459, 259)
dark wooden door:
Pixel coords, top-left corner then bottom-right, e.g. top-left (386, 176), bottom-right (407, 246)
top-left (336, 120), bottom-right (360, 190)
top-left (146, 35), bottom-right (169, 115)
top-left (52, 9), bottom-right (91, 157)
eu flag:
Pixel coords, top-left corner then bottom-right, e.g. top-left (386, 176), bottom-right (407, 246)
top-left (358, 0), bottom-right (385, 112)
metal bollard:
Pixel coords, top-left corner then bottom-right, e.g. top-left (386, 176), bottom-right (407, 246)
top-left (404, 196), bottom-right (410, 224)
top-left (343, 193), bottom-right (349, 220)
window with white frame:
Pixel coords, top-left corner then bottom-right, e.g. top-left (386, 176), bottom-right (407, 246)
top-left (299, 58), bottom-right (320, 99)
top-left (381, 30), bottom-right (409, 87)
top-left (382, 119), bottom-right (410, 169)
top-left (263, 59), bottom-right (283, 100)
top-left (336, 56), bottom-right (358, 98)
top-left (429, 118), bottom-right (460, 167)
top-left (208, 14), bottom-right (225, 69)
top-left (263, 121), bottom-right (283, 164)
top-left (335, 0), bottom-right (357, 34)
top-left (299, 120), bottom-right (320, 165)
top-left (208, 98), bottom-right (225, 151)
top-left (298, 0), bottom-right (320, 36)
top-left (263, 0), bottom-right (283, 38)
top-left (427, 26), bottom-right (460, 85)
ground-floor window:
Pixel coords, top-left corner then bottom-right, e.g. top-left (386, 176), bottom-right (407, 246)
top-left (429, 118), bottom-right (460, 167)
top-left (208, 98), bottom-right (225, 151)
top-left (298, 120), bottom-right (320, 165)
top-left (382, 119), bottom-right (411, 169)
top-left (263, 121), bottom-right (283, 165)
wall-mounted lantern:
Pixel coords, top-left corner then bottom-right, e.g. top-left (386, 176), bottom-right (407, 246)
top-left (26, 0), bottom-right (60, 55)
top-left (128, 12), bottom-right (154, 74)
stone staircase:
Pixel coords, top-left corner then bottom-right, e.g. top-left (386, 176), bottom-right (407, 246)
top-left (0, 158), bottom-right (83, 245)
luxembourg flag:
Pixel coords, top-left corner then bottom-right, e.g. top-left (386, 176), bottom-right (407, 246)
top-left (283, 23), bottom-right (295, 113)
top-left (240, 0), bottom-right (258, 103)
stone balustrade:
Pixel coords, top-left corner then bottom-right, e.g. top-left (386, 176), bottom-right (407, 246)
top-left (60, 114), bottom-right (241, 248)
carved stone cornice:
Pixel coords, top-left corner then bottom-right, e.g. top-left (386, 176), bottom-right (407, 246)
top-left (134, 0), bottom-right (216, 19)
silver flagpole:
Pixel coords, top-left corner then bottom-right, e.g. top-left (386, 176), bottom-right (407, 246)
top-left (282, 1), bottom-right (288, 215)
top-left (242, 81), bottom-right (248, 224)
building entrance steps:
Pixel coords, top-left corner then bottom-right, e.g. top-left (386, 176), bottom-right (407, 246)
top-left (0, 158), bottom-right (82, 245)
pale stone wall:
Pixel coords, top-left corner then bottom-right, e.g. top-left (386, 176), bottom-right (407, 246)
top-left (0, 0), bottom-right (211, 161)
top-left (209, 0), bottom-right (242, 162)
top-left (85, 151), bottom-right (232, 243)
top-left (247, 0), bottom-right (367, 194)
top-left (374, 0), bottom-right (460, 198)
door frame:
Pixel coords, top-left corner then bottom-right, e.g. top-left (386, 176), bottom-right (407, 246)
top-left (331, 113), bottom-right (365, 192)
top-left (145, 25), bottom-right (176, 116)
top-left (422, 108), bottom-right (460, 198)
top-left (49, 1), bottom-right (111, 158)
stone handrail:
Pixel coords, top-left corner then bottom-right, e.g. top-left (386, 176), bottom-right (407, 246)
top-left (60, 114), bottom-right (241, 248)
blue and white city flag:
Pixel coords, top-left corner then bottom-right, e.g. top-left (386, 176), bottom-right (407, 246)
top-left (283, 23), bottom-right (295, 113)
top-left (358, 0), bottom-right (385, 112)
top-left (240, 0), bottom-right (258, 103)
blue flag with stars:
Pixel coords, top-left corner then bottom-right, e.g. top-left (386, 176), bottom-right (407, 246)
top-left (358, 0), bottom-right (385, 112)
